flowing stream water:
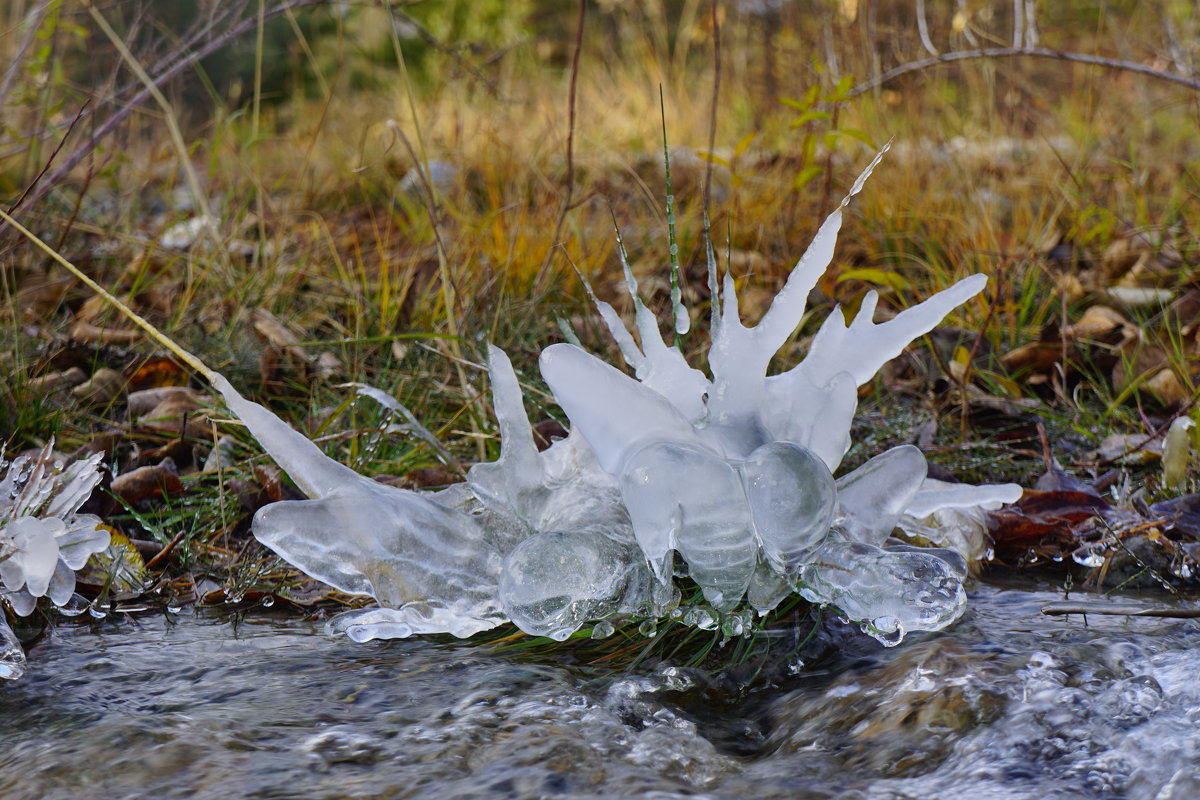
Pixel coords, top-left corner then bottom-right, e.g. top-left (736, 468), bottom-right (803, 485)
top-left (1, 578), bottom-right (1198, 800)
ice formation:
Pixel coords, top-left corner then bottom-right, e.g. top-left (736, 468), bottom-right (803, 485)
top-left (0, 443), bottom-right (112, 679)
top-left (210, 148), bottom-right (1022, 646)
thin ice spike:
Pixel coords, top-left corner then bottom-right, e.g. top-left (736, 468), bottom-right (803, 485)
top-left (660, 87), bottom-right (689, 338)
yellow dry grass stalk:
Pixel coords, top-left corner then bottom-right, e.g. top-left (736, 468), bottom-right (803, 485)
top-left (0, 207), bottom-right (214, 383)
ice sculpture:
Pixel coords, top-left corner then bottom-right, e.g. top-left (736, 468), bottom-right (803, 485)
top-left (1, 442), bottom-right (112, 679)
top-left (207, 147), bottom-right (1022, 646)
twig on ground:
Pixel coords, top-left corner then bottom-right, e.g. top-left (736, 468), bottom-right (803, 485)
top-left (1042, 601), bottom-right (1200, 618)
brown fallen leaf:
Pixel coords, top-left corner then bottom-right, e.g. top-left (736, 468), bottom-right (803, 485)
top-left (1091, 433), bottom-right (1163, 464)
top-left (1110, 337), bottom-right (1168, 395)
top-left (533, 419), bottom-right (569, 450)
top-left (1167, 288), bottom-right (1200, 327)
top-left (138, 439), bottom-right (198, 471)
top-left (232, 464), bottom-right (305, 515)
top-left (29, 366), bottom-right (86, 393)
top-left (1000, 339), bottom-right (1067, 374)
top-left (251, 307), bottom-right (309, 359)
top-left (1053, 271), bottom-right (1086, 302)
top-left (71, 367), bottom-right (126, 406)
top-left (258, 343), bottom-right (312, 394)
top-left (126, 356), bottom-right (189, 392)
top-left (68, 431), bottom-right (123, 460)
top-left (127, 386), bottom-right (204, 417)
top-left (1063, 305), bottom-right (1128, 340)
top-left (16, 273), bottom-right (71, 320)
top-left (75, 529), bottom-right (149, 594)
top-left (1146, 368), bottom-right (1190, 406)
top-left (136, 395), bottom-right (212, 439)
top-left (1149, 493), bottom-right (1200, 539)
top-left (380, 467), bottom-right (460, 490)
top-left (315, 351), bottom-right (342, 381)
top-left (988, 488), bottom-right (1109, 562)
top-left (111, 458), bottom-right (185, 504)
top-left (1107, 286), bottom-right (1175, 308)
top-left (70, 319), bottom-right (141, 345)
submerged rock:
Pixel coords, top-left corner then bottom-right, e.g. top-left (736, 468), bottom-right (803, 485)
top-left (766, 639), bottom-right (1008, 777)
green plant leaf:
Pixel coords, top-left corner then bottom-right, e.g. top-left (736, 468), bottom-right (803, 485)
top-left (793, 164), bottom-right (824, 191)
top-left (734, 132), bottom-right (757, 157)
top-left (826, 74), bottom-right (855, 102)
top-left (789, 110), bottom-right (832, 128)
top-left (839, 127), bottom-right (878, 149)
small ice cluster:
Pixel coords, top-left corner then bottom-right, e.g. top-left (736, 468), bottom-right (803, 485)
top-left (0, 443), bottom-right (111, 679)
top-left (214, 149), bottom-right (1021, 647)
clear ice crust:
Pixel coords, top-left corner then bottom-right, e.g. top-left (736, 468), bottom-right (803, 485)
top-left (212, 148), bottom-right (1022, 646)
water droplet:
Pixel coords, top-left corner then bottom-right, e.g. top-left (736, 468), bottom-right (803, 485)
top-left (590, 620), bottom-right (615, 639)
top-left (1072, 542), bottom-right (1108, 568)
top-left (637, 619), bottom-right (658, 638)
top-left (261, 595), bottom-right (276, 608)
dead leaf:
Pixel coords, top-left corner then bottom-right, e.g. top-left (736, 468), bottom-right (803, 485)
top-left (70, 319), bottom-right (141, 345)
top-left (111, 458), bottom-right (185, 504)
top-left (1110, 338), bottom-right (1168, 395)
top-left (1064, 305), bottom-right (1128, 340)
top-left (988, 489), bottom-right (1109, 562)
top-left (1146, 368), bottom-right (1190, 406)
top-left (533, 419), bottom-right (569, 450)
top-left (29, 366), bottom-right (86, 393)
top-left (1000, 340), bottom-right (1066, 374)
top-left (71, 367), bottom-right (126, 406)
top-left (136, 395), bottom-right (212, 439)
top-left (259, 343), bottom-right (309, 393)
top-left (126, 356), bottom-right (189, 392)
top-left (1167, 288), bottom-right (1200, 326)
top-left (128, 386), bottom-right (204, 417)
top-left (1149, 494), bottom-right (1200, 539)
top-left (1092, 433), bottom-right (1163, 464)
top-left (379, 467), bottom-right (460, 490)
top-left (315, 351), bottom-right (342, 381)
top-left (76, 528), bottom-right (149, 594)
top-left (251, 307), bottom-right (308, 359)
top-left (138, 439), bottom-right (198, 471)
top-left (1100, 236), bottom-right (1141, 283)
top-left (1053, 271), bottom-right (1086, 302)
top-left (1107, 287), bottom-right (1175, 308)
top-left (16, 273), bottom-right (71, 320)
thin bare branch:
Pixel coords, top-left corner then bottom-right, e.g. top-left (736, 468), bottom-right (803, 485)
top-left (1042, 601), bottom-right (1200, 619)
top-left (916, 0), bottom-right (938, 56)
top-left (5, 0), bottom-right (327, 222)
top-left (848, 46), bottom-right (1200, 98)
top-left (0, 1), bottom-right (52, 113)
top-left (538, 0), bottom-right (587, 278)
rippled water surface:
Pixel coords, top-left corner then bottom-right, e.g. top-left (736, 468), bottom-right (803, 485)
top-left (2, 581), bottom-right (1199, 799)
